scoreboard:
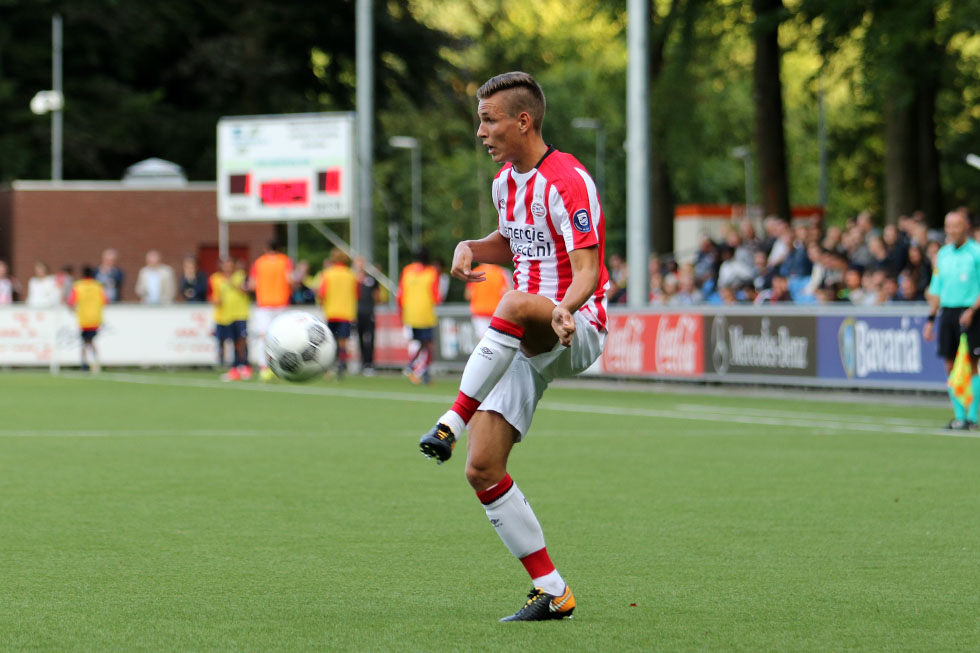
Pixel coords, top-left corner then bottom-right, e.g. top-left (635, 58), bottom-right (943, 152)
top-left (217, 112), bottom-right (355, 222)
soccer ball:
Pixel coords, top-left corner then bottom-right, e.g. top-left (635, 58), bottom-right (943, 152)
top-left (265, 311), bottom-right (337, 382)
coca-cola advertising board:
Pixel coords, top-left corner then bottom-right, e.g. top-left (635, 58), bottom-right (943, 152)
top-left (601, 313), bottom-right (703, 377)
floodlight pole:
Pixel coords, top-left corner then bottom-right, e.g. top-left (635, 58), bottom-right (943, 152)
top-left (356, 0), bottom-right (374, 262)
top-left (389, 136), bottom-right (421, 251)
top-left (52, 14), bottom-right (63, 182)
top-left (626, 0), bottom-right (650, 308)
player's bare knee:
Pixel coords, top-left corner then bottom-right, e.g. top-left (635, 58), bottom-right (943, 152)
top-left (465, 461), bottom-right (505, 492)
top-left (492, 290), bottom-right (525, 322)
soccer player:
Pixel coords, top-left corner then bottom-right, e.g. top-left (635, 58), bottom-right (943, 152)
top-left (923, 209), bottom-right (980, 429)
top-left (466, 262), bottom-right (510, 337)
top-left (249, 241), bottom-right (293, 381)
top-left (211, 257), bottom-right (251, 381)
top-left (67, 265), bottom-right (109, 373)
top-left (397, 249), bottom-right (441, 384)
top-left (318, 249), bottom-right (357, 379)
top-left (418, 71), bottom-right (609, 621)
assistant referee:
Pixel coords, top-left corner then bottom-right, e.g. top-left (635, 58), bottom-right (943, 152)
top-left (923, 210), bottom-right (980, 429)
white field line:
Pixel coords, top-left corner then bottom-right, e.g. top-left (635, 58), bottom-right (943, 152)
top-left (0, 429), bottom-right (273, 437)
top-left (674, 403), bottom-right (939, 428)
top-left (52, 372), bottom-right (979, 440)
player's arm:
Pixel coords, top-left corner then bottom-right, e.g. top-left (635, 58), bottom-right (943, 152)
top-left (452, 231), bottom-right (511, 282)
top-left (923, 256), bottom-right (942, 340)
top-left (552, 246), bottom-right (600, 346)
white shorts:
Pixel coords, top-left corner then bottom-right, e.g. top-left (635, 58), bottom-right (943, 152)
top-left (252, 306), bottom-right (287, 337)
top-left (480, 311), bottom-right (605, 440)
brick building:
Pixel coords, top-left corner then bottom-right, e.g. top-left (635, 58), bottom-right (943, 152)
top-left (0, 180), bottom-right (275, 301)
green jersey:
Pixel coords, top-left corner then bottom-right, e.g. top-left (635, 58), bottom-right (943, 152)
top-left (928, 239), bottom-right (980, 307)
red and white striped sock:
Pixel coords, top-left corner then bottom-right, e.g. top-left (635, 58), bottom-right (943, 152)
top-left (438, 317), bottom-right (523, 436)
top-left (477, 474), bottom-right (566, 596)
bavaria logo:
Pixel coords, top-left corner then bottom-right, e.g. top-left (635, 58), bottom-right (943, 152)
top-left (573, 208), bottom-right (591, 233)
top-left (530, 202), bottom-right (546, 218)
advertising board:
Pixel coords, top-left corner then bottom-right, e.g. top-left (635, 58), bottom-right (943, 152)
top-left (704, 313), bottom-right (817, 377)
top-left (601, 313), bottom-right (703, 376)
top-left (817, 315), bottom-right (946, 384)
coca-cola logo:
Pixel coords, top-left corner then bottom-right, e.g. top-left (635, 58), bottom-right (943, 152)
top-left (603, 315), bottom-right (645, 373)
top-left (655, 314), bottom-right (700, 375)
top-left (602, 313), bottom-right (703, 376)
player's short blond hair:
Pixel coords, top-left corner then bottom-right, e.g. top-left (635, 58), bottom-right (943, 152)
top-left (477, 71), bottom-right (546, 132)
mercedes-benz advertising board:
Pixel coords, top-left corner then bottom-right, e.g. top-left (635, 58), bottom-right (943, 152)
top-left (704, 313), bottom-right (817, 379)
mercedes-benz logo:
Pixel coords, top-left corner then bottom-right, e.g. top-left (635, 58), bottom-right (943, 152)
top-left (711, 315), bottom-right (729, 374)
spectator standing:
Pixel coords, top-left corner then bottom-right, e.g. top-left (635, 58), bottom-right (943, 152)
top-left (179, 256), bottom-right (208, 303)
top-left (354, 257), bottom-right (379, 376)
top-left (95, 248), bottom-right (124, 302)
top-left (905, 244), bottom-right (932, 295)
top-left (398, 248), bottom-right (441, 384)
top-left (54, 264), bottom-right (74, 303)
top-left (290, 260), bottom-right (317, 305)
top-left (135, 250), bottom-right (176, 304)
top-left (318, 249), bottom-right (358, 379)
top-left (466, 263), bottom-right (510, 337)
top-left (249, 240), bottom-right (293, 381)
top-left (0, 260), bottom-right (20, 304)
top-left (886, 224), bottom-right (911, 268)
top-left (782, 224), bottom-right (813, 278)
top-left (693, 235), bottom-right (717, 285)
top-left (26, 261), bottom-right (61, 307)
top-left (606, 254), bottom-right (628, 303)
top-left (67, 266), bottom-right (108, 372)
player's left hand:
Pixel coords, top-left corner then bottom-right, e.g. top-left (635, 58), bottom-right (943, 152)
top-left (552, 306), bottom-right (576, 347)
top-left (961, 308), bottom-right (975, 328)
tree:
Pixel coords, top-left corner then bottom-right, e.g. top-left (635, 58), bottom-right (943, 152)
top-left (752, 0), bottom-right (792, 221)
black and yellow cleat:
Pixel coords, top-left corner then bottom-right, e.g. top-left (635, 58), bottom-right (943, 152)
top-left (499, 586), bottom-right (575, 622)
top-left (419, 422), bottom-right (456, 464)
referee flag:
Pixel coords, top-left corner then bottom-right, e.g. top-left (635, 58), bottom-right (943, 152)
top-left (949, 334), bottom-right (973, 410)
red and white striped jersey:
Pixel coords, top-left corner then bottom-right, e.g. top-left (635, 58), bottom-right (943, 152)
top-left (492, 147), bottom-right (610, 332)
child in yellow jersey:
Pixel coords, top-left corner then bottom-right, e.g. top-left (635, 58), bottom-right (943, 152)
top-left (67, 266), bottom-right (108, 373)
top-left (318, 249), bottom-right (357, 379)
top-left (397, 248), bottom-right (442, 384)
top-left (210, 258), bottom-right (252, 380)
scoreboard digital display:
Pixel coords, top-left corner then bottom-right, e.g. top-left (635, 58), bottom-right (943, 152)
top-left (217, 112), bottom-right (355, 222)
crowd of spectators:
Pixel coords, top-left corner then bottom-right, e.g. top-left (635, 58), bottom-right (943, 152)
top-left (606, 209), bottom-right (955, 306)
top-left (0, 247), bottom-right (355, 310)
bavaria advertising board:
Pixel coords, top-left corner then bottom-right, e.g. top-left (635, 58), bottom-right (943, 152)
top-left (704, 313), bottom-right (817, 377)
top-left (817, 315), bottom-right (945, 384)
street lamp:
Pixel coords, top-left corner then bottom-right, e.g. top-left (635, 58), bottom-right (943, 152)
top-left (31, 14), bottom-right (63, 181)
top-left (572, 117), bottom-right (605, 200)
top-left (731, 145), bottom-right (755, 208)
top-left (389, 136), bottom-right (422, 252)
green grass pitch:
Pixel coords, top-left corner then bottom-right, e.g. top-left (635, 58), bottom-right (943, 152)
top-left (2, 370), bottom-right (979, 650)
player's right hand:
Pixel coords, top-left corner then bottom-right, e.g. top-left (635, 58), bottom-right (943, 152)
top-left (922, 321), bottom-right (934, 341)
top-left (451, 242), bottom-right (485, 282)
